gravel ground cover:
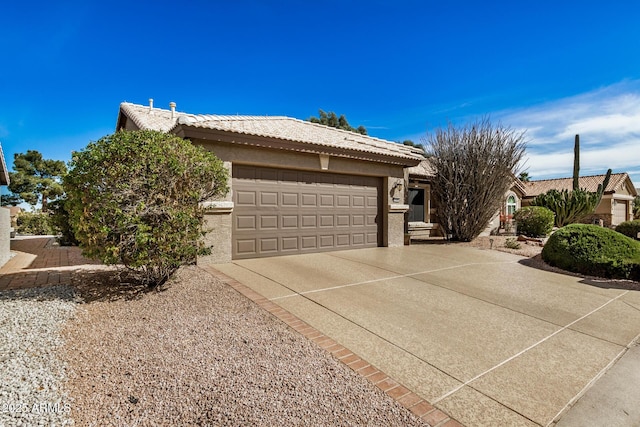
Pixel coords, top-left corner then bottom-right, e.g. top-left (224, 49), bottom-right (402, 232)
top-left (60, 266), bottom-right (429, 426)
top-left (0, 286), bottom-right (78, 426)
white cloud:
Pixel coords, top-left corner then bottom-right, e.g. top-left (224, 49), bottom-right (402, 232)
top-left (497, 80), bottom-right (640, 186)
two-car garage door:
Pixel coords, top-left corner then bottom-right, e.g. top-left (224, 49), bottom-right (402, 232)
top-left (232, 165), bottom-right (381, 259)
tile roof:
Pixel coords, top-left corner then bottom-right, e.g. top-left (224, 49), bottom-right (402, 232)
top-left (524, 173), bottom-right (637, 197)
top-left (407, 158), bottom-right (436, 177)
top-left (118, 102), bottom-right (421, 163)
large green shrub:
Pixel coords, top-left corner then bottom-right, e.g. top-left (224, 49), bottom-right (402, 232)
top-left (542, 224), bottom-right (640, 280)
top-left (615, 220), bottom-right (640, 240)
top-left (16, 212), bottom-right (53, 235)
top-left (65, 130), bottom-right (229, 287)
top-left (48, 197), bottom-right (79, 246)
top-left (513, 206), bottom-right (555, 237)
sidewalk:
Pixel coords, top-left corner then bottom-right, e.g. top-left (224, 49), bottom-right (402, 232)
top-left (0, 236), bottom-right (101, 291)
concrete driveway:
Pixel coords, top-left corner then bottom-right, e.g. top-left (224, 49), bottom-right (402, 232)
top-left (213, 245), bottom-right (640, 427)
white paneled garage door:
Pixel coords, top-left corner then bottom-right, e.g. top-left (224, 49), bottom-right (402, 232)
top-left (613, 200), bottom-right (628, 225)
top-left (232, 166), bottom-right (380, 259)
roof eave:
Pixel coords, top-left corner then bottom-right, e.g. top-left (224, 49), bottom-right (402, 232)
top-left (0, 144), bottom-right (9, 186)
top-left (178, 125), bottom-right (422, 167)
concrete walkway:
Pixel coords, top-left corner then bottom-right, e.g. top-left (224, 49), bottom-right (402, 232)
top-left (212, 245), bottom-right (640, 427)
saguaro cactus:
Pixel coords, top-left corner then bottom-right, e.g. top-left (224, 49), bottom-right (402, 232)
top-left (532, 134), bottom-right (612, 227)
top-left (573, 134), bottom-right (580, 191)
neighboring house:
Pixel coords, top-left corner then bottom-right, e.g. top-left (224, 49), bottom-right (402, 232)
top-left (406, 158), bottom-right (524, 238)
top-left (0, 142), bottom-right (10, 268)
top-left (116, 101), bottom-right (423, 263)
top-left (522, 173), bottom-right (638, 226)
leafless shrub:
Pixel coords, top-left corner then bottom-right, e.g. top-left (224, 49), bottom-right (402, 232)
top-left (426, 118), bottom-right (526, 241)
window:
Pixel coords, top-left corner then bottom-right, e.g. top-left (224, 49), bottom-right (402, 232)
top-left (506, 195), bottom-right (517, 216)
top-left (408, 188), bottom-right (425, 222)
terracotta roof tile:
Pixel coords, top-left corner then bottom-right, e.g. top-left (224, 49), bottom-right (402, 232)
top-left (119, 102), bottom-right (420, 162)
top-left (524, 173), bottom-right (636, 196)
top-left (407, 159), bottom-right (436, 177)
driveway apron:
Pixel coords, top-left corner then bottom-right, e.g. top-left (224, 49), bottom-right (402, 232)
top-left (213, 245), bottom-right (640, 427)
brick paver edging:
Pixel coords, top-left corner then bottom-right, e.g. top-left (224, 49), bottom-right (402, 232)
top-left (201, 265), bottom-right (465, 427)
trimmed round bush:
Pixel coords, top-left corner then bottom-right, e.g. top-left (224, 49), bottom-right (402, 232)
top-left (65, 130), bottom-right (229, 287)
top-left (542, 224), bottom-right (640, 280)
top-left (513, 206), bottom-right (554, 237)
top-left (615, 220), bottom-right (640, 240)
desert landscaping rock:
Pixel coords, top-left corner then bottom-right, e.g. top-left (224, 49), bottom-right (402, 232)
top-left (0, 285), bottom-right (78, 427)
top-left (61, 266), bottom-right (428, 426)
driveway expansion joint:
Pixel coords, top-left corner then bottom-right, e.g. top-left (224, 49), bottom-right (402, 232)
top-left (203, 265), bottom-right (466, 427)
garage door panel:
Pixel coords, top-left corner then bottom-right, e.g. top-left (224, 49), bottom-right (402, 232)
top-left (320, 194), bottom-right (334, 206)
top-left (236, 191), bottom-right (256, 206)
top-left (352, 195), bottom-right (365, 207)
top-left (301, 236), bottom-right (317, 249)
top-left (337, 234), bottom-right (350, 246)
top-left (320, 235), bottom-right (335, 247)
top-left (301, 193), bottom-right (317, 206)
top-left (352, 215), bottom-right (364, 226)
top-left (320, 215), bottom-right (334, 227)
top-left (282, 215), bottom-right (298, 228)
top-left (260, 192), bottom-right (278, 206)
top-left (281, 193), bottom-right (298, 206)
top-left (233, 166), bottom-right (380, 259)
top-left (260, 239), bottom-right (278, 253)
top-left (352, 233), bottom-right (365, 245)
top-left (336, 195), bottom-right (350, 207)
top-left (236, 215), bottom-right (256, 230)
top-left (336, 215), bottom-right (350, 226)
top-left (281, 237), bottom-right (299, 251)
top-left (236, 239), bottom-right (257, 256)
top-left (301, 215), bottom-right (317, 227)
top-left (260, 216), bottom-right (278, 230)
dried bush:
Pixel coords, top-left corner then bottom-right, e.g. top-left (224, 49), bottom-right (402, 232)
top-left (426, 118), bottom-right (526, 241)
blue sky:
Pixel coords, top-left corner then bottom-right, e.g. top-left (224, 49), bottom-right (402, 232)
top-left (2, 0), bottom-right (640, 189)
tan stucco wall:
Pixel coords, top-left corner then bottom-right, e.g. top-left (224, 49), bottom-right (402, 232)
top-left (0, 207), bottom-right (10, 268)
top-left (192, 139), bottom-right (408, 263)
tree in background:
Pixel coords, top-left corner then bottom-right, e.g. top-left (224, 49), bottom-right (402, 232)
top-left (426, 118), bottom-right (526, 241)
top-left (402, 140), bottom-right (426, 155)
top-left (518, 171), bottom-right (531, 182)
top-left (308, 110), bottom-right (367, 135)
top-left (65, 130), bottom-right (229, 287)
top-left (633, 195), bottom-right (640, 219)
top-left (8, 150), bottom-right (66, 212)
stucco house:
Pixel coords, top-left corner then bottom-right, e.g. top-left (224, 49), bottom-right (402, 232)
top-left (406, 158), bottom-right (526, 238)
top-left (116, 101), bottom-right (423, 263)
top-left (0, 142), bottom-right (10, 267)
top-left (521, 173), bottom-right (637, 226)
